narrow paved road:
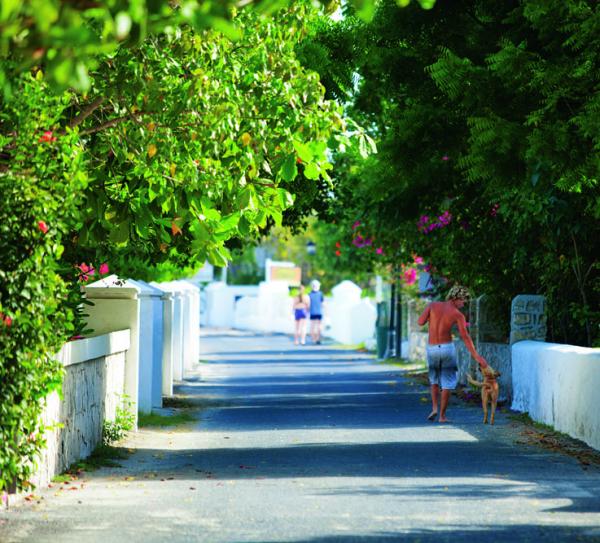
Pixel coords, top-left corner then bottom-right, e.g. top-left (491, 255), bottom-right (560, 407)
top-left (2, 330), bottom-right (600, 542)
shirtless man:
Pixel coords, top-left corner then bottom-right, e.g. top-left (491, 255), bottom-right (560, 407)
top-left (417, 285), bottom-right (488, 423)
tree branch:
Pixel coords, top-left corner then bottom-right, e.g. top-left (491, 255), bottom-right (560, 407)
top-left (69, 97), bottom-right (106, 128)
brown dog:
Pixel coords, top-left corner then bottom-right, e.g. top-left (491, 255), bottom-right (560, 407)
top-left (467, 366), bottom-right (501, 425)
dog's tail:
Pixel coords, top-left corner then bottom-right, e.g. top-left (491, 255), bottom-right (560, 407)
top-left (467, 373), bottom-right (483, 387)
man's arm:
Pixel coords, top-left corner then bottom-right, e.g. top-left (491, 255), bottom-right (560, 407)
top-left (417, 304), bottom-right (431, 327)
top-left (456, 312), bottom-right (488, 368)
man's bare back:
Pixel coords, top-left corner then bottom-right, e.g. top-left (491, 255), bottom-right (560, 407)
top-left (418, 298), bottom-right (487, 367)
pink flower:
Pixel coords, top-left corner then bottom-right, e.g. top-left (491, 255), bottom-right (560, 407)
top-left (403, 268), bottom-right (417, 285)
top-left (38, 130), bottom-right (57, 143)
top-left (490, 203), bottom-right (500, 217)
top-left (376, 247), bottom-right (384, 255)
top-left (352, 220), bottom-right (361, 230)
top-left (352, 234), bottom-right (365, 247)
top-left (441, 155), bottom-right (449, 161)
top-left (37, 220), bottom-right (49, 234)
top-left (413, 255), bottom-right (424, 264)
top-left (99, 263), bottom-right (109, 275)
top-left (79, 263), bottom-right (90, 273)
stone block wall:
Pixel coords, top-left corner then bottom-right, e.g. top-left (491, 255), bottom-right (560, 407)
top-left (455, 341), bottom-right (512, 402)
top-left (30, 330), bottom-right (129, 489)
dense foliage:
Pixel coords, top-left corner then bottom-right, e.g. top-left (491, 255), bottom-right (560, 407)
top-left (302, 0), bottom-right (599, 346)
top-left (0, 3), bottom-right (353, 495)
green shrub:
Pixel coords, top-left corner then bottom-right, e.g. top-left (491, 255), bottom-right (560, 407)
top-left (0, 73), bottom-right (89, 496)
top-left (102, 396), bottom-right (136, 446)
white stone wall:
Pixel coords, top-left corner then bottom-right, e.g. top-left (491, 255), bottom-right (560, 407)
top-left (511, 340), bottom-right (600, 451)
top-left (30, 331), bottom-right (130, 489)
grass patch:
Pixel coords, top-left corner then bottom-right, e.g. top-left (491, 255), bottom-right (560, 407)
top-left (69, 445), bottom-right (128, 473)
top-left (162, 396), bottom-right (196, 408)
top-left (51, 474), bottom-right (73, 483)
top-left (138, 410), bottom-right (195, 427)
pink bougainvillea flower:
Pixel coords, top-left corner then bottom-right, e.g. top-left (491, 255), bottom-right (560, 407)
top-left (441, 155), bottom-right (449, 161)
top-left (352, 220), bottom-right (361, 230)
top-left (69, 335), bottom-right (84, 341)
top-left (376, 247), bottom-right (384, 255)
top-left (99, 263), bottom-right (109, 275)
top-left (37, 220), bottom-right (49, 234)
top-left (413, 255), bottom-right (424, 264)
top-left (88, 268), bottom-right (95, 276)
top-left (38, 130), bottom-right (57, 143)
top-left (352, 234), bottom-right (365, 247)
top-left (364, 238), bottom-right (373, 246)
top-left (79, 263), bottom-right (90, 273)
top-left (403, 268), bottom-right (417, 285)
top-left (335, 250), bottom-right (341, 257)
top-left (490, 203), bottom-right (500, 217)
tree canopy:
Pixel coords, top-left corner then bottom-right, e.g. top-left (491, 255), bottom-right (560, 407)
top-left (302, 0), bottom-right (599, 347)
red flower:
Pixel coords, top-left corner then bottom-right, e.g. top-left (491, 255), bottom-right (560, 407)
top-left (38, 131), bottom-right (57, 143)
top-left (376, 247), bottom-right (384, 255)
top-left (335, 250), bottom-right (341, 257)
top-left (335, 241), bottom-right (341, 248)
top-left (99, 263), bottom-right (109, 275)
top-left (37, 220), bottom-right (49, 234)
top-left (4, 316), bottom-right (12, 327)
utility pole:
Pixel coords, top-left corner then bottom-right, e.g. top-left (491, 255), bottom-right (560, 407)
top-left (386, 281), bottom-right (397, 358)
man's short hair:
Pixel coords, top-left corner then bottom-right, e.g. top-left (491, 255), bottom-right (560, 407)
top-left (446, 285), bottom-right (470, 301)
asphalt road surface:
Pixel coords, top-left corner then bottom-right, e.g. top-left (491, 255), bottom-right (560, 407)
top-left (1, 329), bottom-right (600, 542)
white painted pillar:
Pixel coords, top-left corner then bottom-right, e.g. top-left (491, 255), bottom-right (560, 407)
top-left (83, 275), bottom-right (141, 427)
top-left (133, 280), bottom-right (165, 410)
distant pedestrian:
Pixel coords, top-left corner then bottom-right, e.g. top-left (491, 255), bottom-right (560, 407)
top-left (292, 285), bottom-right (310, 345)
top-left (308, 280), bottom-right (324, 344)
top-left (418, 285), bottom-right (488, 423)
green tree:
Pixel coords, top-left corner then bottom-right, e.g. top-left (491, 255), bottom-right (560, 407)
top-left (303, 0), bottom-right (599, 346)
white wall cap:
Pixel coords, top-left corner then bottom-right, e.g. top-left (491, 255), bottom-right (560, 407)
top-left (205, 281), bottom-right (227, 291)
top-left (84, 274), bottom-right (140, 299)
top-left (174, 280), bottom-right (200, 292)
top-left (130, 279), bottom-right (164, 297)
top-left (331, 280), bottom-right (362, 297)
top-left (154, 281), bottom-right (186, 296)
top-left (513, 340), bottom-right (600, 359)
top-left (55, 329), bottom-right (131, 367)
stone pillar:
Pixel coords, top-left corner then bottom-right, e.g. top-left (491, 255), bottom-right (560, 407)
top-left (84, 275), bottom-right (141, 427)
top-left (133, 280), bottom-right (165, 410)
top-left (154, 282), bottom-right (185, 381)
top-left (149, 282), bottom-right (175, 397)
top-left (177, 281), bottom-right (201, 372)
top-left (510, 295), bottom-right (546, 345)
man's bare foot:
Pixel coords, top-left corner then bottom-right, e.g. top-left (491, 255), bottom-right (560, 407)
top-left (438, 418), bottom-right (451, 423)
top-left (427, 411), bottom-right (437, 421)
